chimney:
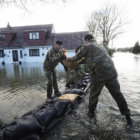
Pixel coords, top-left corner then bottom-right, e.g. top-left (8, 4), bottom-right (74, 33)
top-left (7, 22), bottom-right (12, 29)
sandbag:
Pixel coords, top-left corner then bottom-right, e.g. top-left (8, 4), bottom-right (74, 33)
top-left (62, 89), bottom-right (85, 96)
top-left (19, 134), bottom-right (40, 140)
top-left (34, 107), bottom-right (57, 127)
top-left (72, 88), bottom-right (85, 95)
top-left (44, 118), bottom-right (62, 133)
top-left (4, 115), bottom-right (43, 140)
top-left (58, 94), bottom-right (79, 102)
top-left (54, 99), bottom-right (72, 117)
top-left (76, 80), bottom-right (87, 88)
top-left (0, 129), bottom-right (5, 140)
top-left (33, 103), bottom-right (54, 113)
top-left (83, 78), bottom-right (89, 83)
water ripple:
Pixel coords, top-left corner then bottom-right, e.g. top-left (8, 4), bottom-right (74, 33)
top-left (0, 53), bottom-right (140, 140)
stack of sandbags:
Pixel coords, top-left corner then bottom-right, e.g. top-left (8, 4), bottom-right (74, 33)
top-left (0, 88), bottom-right (86, 140)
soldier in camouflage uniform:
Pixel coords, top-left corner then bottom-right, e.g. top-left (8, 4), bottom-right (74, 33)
top-left (75, 44), bottom-right (89, 75)
top-left (44, 40), bottom-right (67, 99)
top-left (65, 44), bottom-right (88, 88)
top-left (73, 44), bottom-right (89, 84)
top-left (67, 34), bottom-right (136, 128)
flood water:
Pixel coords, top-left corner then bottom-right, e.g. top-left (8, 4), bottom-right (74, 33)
top-left (0, 52), bottom-right (140, 140)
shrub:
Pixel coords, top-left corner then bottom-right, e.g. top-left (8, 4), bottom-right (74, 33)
top-left (133, 41), bottom-right (140, 54)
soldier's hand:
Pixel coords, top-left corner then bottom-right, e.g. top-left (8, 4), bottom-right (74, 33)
top-left (62, 55), bottom-right (66, 60)
top-left (66, 57), bottom-right (73, 62)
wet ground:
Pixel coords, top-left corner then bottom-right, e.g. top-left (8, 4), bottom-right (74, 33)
top-left (0, 52), bottom-right (140, 139)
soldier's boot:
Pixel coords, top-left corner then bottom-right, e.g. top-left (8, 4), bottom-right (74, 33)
top-left (53, 82), bottom-right (61, 97)
top-left (126, 114), bottom-right (137, 129)
top-left (54, 89), bottom-right (61, 97)
top-left (87, 108), bottom-right (95, 118)
top-left (47, 85), bottom-right (52, 99)
top-left (52, 77), bottom-right (60, 97)
top-left (47, 93), bottom-right (52, 99)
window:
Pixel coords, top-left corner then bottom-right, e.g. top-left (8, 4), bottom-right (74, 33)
top-left (0, 35), bottom-right (6, 41)
top-left (29, 32), bottom-right (39, 40)
top-left (0, 50), bottom-right (4, 57)
top-left (20, 50), bottom-right (23, 58)
top-left (29, 49), bottom-right (40, 56)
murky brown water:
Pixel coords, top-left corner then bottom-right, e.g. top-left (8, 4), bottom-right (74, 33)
top-left (0, 63), bottom-right (66, 123)
top-left (0, 52), bottom-right (140, 140)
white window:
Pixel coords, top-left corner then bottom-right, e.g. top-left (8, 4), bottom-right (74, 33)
top-left (29, 49), bottom-right (40, 56)
top-left (29, 32), bottom-right (39, 40)
top-left (0, 35), bottom-right (6, 41)
top-left (20, 50), bottom-right (23, 58)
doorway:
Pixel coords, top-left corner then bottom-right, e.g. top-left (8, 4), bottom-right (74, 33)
top-left (12, 50), bottom-right (18, 62)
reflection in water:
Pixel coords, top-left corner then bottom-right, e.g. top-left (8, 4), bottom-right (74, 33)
top-left (0, 63), bottom-right (66, 123)
top-left (0, 52), bottom-right (140, 140)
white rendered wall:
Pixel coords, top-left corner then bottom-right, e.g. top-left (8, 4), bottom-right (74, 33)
top-left (23, 46), bottom-right (51, 63)
top-left (3, 49), bottom-right (13, 63)
top-left (1, 46), bottom-right (51, 64)
top-left (0, 57), bottom-right (3, 63)
top-left (1, 48), bottom-right (75, 68)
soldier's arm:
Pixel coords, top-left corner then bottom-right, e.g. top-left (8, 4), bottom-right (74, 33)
top-left (68, 45), bottom-right (88, 62)
top-left (60, 61), bottom-right (68, 72)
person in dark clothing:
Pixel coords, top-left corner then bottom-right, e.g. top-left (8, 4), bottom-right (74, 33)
top-left (67, 34), bottom-right (136, 128)
top-left (44, 40), bottom-right (67, 99)
top-left (65, 44), bottom-right (88, 88)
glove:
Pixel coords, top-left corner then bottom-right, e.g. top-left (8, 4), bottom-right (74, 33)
top-left (61, 55), bottom-right (66, 60)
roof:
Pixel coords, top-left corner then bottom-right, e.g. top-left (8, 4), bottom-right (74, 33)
top-left (0, 24), bottom-right (53, 49)
top-left (0, 24), bottom-right (88, 50)
top-left (55, 31), bottom-right (88, 50)
top-left (0, 24), bottom-right (53, 33)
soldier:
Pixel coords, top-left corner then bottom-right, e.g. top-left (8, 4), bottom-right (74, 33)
top-left (75, 44), bottom-right (89, 75)
top-left (65, 44), bottom-right (87, 88)
top-left (44, 40), bottom-right (67, 99)
top-left (67, 34), bottom-right (136, 128)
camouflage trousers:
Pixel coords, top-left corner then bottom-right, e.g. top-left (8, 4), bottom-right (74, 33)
top-left (89, 77), bottom-right (130, 116)
top-left (45, 70), bottom-right (59, 98)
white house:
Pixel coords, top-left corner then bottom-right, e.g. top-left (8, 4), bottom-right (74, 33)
top-left (0, 24), bottom-right (88, 64)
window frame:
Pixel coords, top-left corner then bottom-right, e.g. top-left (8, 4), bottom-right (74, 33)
top-left (29, 32), bottom-right (39, 40)
top-left (0, 34), bottom-right (6, 41)
top-left (29, 49), bottom-right (40, 57)
top-left (20, 50), bottom-right (23, 58)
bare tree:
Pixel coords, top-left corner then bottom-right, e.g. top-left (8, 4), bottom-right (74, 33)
top-left (0, 0), bottom-right (69, 10)
top-left (87, 4), bottom-right (126, 48)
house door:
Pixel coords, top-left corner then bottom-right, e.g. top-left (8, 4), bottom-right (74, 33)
top-left (12, 50), bottom-right (18, 62)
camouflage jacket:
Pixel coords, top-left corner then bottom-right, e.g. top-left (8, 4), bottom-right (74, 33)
top-left (70, 39), bottom-right (118, 81)
top-left (44, 47), bottom-right (65, 71)
top-left (75, 44), bottom-right (87, 64)
top-left (75, 44), bottom-right (83, 54)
